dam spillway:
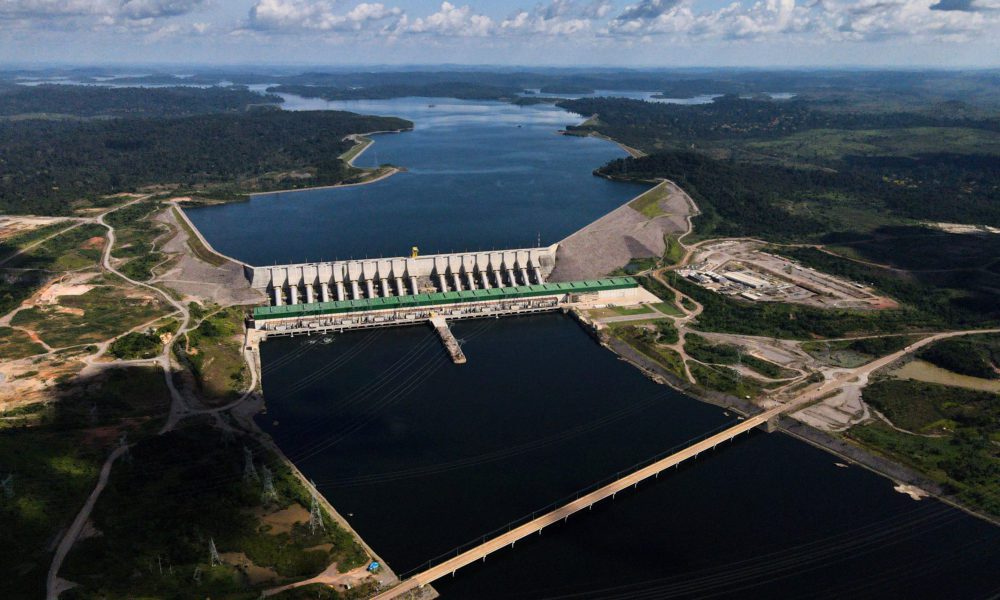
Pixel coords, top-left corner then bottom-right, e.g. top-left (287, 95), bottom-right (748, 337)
top-left (246, 246), bottom-right (557, 308)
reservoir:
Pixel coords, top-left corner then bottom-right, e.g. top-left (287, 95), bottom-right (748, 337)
top-left (205, 94), bottom-right (999, 597)
top-left (184, 95), bottom-right (647, 265)
top-left (258, 314), bottom-right (1000, 599)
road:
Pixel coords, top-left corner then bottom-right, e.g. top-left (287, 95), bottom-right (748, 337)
top-left (45, 196), bottom-right (194, 600)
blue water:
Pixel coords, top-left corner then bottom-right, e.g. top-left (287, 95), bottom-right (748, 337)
top-left (258, 315), bottom-right (1000, 599)
top-left (185, 96), bottom-right (646, 265)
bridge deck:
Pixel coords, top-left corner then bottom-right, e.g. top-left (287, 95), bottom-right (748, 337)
top-left (371, 401), bottom-right (794, 600)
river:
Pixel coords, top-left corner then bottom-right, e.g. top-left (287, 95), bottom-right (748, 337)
top-left (197, 93), bottom-right (999, 598)
top-left (184, 95), bottom-right (647, 265)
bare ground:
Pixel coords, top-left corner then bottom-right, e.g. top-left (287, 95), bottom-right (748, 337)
top-left (549, 181), bottom-right (694, 282)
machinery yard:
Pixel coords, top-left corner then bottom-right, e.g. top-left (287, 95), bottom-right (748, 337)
top-left (678, 240), bottom-right (891, 310)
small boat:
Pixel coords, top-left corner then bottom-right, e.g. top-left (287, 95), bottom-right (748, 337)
top-left (428, 104), bottom-right (436, 108)
top-left (320, 336), bottom-right (334, 345)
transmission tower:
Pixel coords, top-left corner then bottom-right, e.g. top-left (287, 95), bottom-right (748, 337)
top-left (735, 348), bottom-right (744, 385)
top-left (1, 474), bottom-right (13, 500)
top-left (192, 566), bottom-right (203, 584)
top-left (308, 481), bottom-right (325, 534)
top-left (243, 446), bottom-right (258, 482)
top-left (209, 538), bottom-right (222, 566)
top-left (260, 465), bottom-right (278, 504)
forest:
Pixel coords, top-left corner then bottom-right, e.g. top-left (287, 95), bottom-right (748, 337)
top-left (267, 82), bottom-right (520, 101)
top-left (560, 95), bottom-right (1000, 149)
top-left (0, 110), bottom-right (411, 214)
top-left (0, 85), bottom-right (282, 118)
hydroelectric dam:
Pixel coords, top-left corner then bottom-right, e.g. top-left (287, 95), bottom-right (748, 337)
top-left (243, 246), bottom-right (656, 362)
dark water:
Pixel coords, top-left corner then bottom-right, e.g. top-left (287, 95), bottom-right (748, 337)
top-left (185, 97), bottom-right (646, 265)
top-left (258, 314), bottom-right (1000, 599)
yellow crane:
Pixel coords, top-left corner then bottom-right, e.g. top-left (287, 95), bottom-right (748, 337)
top-left (411, 246), bottom-right (419, 258)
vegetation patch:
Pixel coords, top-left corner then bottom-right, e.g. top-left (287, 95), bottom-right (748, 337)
top-left (61, 425), bottom-right (368, 598)
top-left (178, 306), bottom-right (249, 404)
top-left (109, 331), bottom-right (162, 360)
top-left (11, 283), bottom-right (169, 348)
top-left (919, 336), bottom-right (999, 380)
top-left (0, 326), bottom-right (47, 360)
top-left (628, 182), bottom-right (671, 218)
top-left (3, 224), bottom-right (107, 271)
top-left (689, 362), bottom-right (762, 399)
top-left (848, 419), bottom-right (999, 518)
top-left (610, 325), bottom-right (686, 378)
top-left (669, 273), bottom-right (926, 339)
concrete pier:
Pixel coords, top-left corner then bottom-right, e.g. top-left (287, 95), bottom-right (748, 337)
top-left (430, 316), bottom-right (466, 364)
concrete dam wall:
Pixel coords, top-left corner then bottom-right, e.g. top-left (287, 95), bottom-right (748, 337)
top-left (246, 246), bottom-right (558, 307)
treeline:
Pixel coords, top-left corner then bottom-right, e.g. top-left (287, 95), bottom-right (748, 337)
top-left (0, 110), bottom-right (411, 215)
top-left (268, 82), bottom-right (520, 101)
top-left (597, 151), bottom-right (1000, 234)
top-left (559, 96), bottom-right (1000, 149)
top-left (0, 85), bottom-right (283, 118)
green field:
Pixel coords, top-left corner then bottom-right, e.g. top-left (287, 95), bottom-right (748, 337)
top-left (11, 282), bottom-right (170, 348)
top-left (628, 182), bottom-right (671, 218)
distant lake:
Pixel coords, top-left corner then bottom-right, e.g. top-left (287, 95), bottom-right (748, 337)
top-left (185, 94), bottom-right (647, 265)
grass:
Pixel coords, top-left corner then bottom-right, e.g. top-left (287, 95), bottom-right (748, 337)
top-left (172, 207), bottom-right (228, 267)
top-left (652, 301), bottom-right (684, 317)
top-left (689, 362), bottom-right (763, 399)
top-left (179, 306), bottom-right (249, 404)
top-left (11, 283), bottom-right (170, 348)
top-left (587, 305), bottom-right (655, 319)
top-left (0, 222), bottom-right (69, 261)
top-left (0, 326), bottom-right (46, 360)
top-left (610, 325), bottom-right (686, 378)
top-left (628, 181), bottom-right (671, 218)
top-left (662, 235), bottom-right (685, 266)
top-left (61, 424), bottom-right (368, 598)
top-left (107, 201), bottom-right (169, 281)
top-left (3, 223), bottom-right (107, 271)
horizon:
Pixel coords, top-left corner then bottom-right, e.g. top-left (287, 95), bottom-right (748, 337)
top-left (1, 0), bottom-right (997, 68)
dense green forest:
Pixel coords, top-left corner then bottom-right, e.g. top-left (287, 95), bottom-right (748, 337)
top-left (0, 110), bottom-right (411, 214)
top-left (560, 96), bottom-right (1000, 150)
top-left (268, 82), bottom-right (520, 101)
top-left (596, 150), bottom-right (1000, 233)
top-left (0, 85), bottom-right (282, 118)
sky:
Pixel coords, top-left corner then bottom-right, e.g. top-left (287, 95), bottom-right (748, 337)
top-left (0, 0), bottom-right (997, 68)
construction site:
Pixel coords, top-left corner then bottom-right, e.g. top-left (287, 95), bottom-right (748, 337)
top-left (677, 240), bottom-right (890, 309)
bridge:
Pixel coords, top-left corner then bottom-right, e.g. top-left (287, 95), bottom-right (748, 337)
top-left (368, 393), bottom-right (819, 600)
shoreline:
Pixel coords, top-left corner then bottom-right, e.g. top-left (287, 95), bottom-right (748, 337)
top-left (247, 127), bottom-right (411, 198)
top-left (577, 314), bottom-right (1000, 528)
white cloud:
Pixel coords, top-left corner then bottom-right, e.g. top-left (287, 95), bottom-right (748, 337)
top-left (500, 0), bottom-right (609, 35)
top-left (607, 0), bottom-right (998, 41)
top-left (406, 2), bottom-right (494, 36)
top-left (0, 0), bottom-right (206, 30)
top-left (247, 0), bottom-right (402, 32)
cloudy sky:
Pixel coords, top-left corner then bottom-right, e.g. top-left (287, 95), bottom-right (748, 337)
top-left (0, 0), bottom-right (997, 67)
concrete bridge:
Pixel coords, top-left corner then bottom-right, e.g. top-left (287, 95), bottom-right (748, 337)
top-left (246, 246), bottom-right (557, 308)
top-left (368, 397), bottom-right (814, 600)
